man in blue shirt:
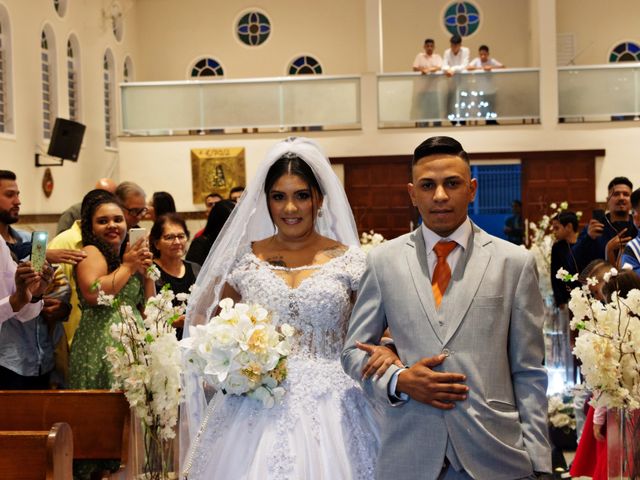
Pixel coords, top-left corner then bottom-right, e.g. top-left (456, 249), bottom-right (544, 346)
top-left (620, 188), bottom-right (640, 274)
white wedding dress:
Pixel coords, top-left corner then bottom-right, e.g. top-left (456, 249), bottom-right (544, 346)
top-left (184, 245), bottom-right (379, 480)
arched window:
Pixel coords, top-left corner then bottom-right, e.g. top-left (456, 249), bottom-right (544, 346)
top-left (0, 5), bottom-right (13, 134)
top-left (609, 42), bottom-right (640, 62)
top-left (110, 2), bottom-right (124, 41)
top-left (41, 26), bottom-right (57, 140)
top-left (288, 56), bottom-right (323, 75)
top-left (190, 57), bottom-right (224, 78)
top-left (67, 35), bottom-right (80, 121)
top-left (123, 56), bottom-right (133, 82)
top-left (103, 49), bottom-right (116, 148)
top-left (53, 0), bottom-right (67, 17)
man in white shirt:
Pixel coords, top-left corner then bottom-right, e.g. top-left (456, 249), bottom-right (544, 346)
top-left (467, 45), bottom-right (505, 124)
top-left (412, 38), bottom-right (444, 126)
top-left (0, 236), bottom-right (47, 324)
top-left (442, 35), bottom-right (470, 124)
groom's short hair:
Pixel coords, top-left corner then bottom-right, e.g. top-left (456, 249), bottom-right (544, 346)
top-left (413, 136), bottom-right (470, 165)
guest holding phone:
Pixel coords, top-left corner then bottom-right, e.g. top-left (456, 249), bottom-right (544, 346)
top-left (149, 213), bottom-right (199, 339)
top-left (573, 177), bottom-right (637, 272)
top-left (69, 192), bottom-right (154, 391)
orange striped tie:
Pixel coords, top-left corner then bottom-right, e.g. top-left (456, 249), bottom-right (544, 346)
top-left (432, 241), bottom-right (457, 308)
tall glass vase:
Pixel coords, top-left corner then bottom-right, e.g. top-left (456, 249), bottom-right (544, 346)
top-left (131, 410), bottom-right (179, 480)
top-left (543, 296), bottom-right (574, 394)
top-left (607, 408), bottom-right (640, 479)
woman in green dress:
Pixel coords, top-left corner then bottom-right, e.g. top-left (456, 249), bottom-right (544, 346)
top-left (69, 190), bottom-right (155, 389)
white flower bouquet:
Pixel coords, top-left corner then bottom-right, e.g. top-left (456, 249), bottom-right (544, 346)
top-left (360, 230), bottom-right (386, 254)
top-left (101, 284), bottom-right (186, 478)
top-left (181, 298), bottom-right (294, 408)
top-left (565, 269), bottom-right (640, 410)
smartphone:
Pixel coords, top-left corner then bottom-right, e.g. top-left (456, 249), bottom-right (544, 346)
top-left (592, 209), bottom-right (606, 224)
top-left (128, 227), bottom-right (147, 246)
top-left (30, 231), bottom-right (48, 272)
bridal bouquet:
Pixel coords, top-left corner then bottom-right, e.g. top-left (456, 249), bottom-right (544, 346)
top-left (181, 298), bottom-right (294, 408)
top-left (101, 284), bottom-right (186, 478)
top-left (548, 393), bottom-right (576, 431)
top-left (563, 268), bottom-right (640, 410)
top-left (360, 230), bottom-right (386, 254)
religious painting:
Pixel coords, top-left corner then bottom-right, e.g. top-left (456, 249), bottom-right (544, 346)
top-left (191, 147), bottom-right (246, 204)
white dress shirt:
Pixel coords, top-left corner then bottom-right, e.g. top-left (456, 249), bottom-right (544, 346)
top-left (389, 218), bottom-right (472, 401)
top-left (0, 236), bottom-right (42, 324)
top-left (443, 47), bottom-right (470, 72)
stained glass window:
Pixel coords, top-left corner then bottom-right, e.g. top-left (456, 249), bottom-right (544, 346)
top-left (288, 56), bottom-right (322, 75)
top-left (103, 50), bottom-right (116, 148)
top-left (67, 37), bottom-right (80, 121)
top-left (191, 58), bottom-right (224, 77)
top-left (609, 42), bottom-right (640, 62)
top-left (444, 2), bottom-right (480, 37)
top-left (237, 11), bottom-right (270, 46)
top-left (41, 29), bottom-right (56, 140)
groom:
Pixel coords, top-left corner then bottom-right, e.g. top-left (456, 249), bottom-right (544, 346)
top-left (342, 136), bottom-right (551, 479)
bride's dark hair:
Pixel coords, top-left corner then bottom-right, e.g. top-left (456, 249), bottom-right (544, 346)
top-left (264, 154), bottom-right (324, 223)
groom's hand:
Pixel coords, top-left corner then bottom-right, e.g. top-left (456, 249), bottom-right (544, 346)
top-left (396, 354), bottom-right (468, 409)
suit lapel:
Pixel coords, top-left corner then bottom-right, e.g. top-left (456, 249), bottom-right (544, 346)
top-left (442, 225), bottom-right (492, 345)
top-left (405, 228), bottom-right (443, 344)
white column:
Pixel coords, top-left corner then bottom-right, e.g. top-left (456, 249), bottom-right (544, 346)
top-left (364, 0), bottom-right (383, 73)
top-left (535, 0), bottom-right (558, 127)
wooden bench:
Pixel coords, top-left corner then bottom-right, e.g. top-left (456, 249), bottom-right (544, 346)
top-left (0, 390), bottom-right (131, 478)
top-left (0, 422), bottom-right (73, 480)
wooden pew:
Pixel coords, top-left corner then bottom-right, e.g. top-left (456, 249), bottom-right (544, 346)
top-left (0, 390), bottom-right (130, 478)
top-left (0, 422), bottom-right (73, 480)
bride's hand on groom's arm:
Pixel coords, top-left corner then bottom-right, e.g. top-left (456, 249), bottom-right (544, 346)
top-left (356, 341), bottom-right (404, 380)
top-left (396, 355), bottom-right (468, 410)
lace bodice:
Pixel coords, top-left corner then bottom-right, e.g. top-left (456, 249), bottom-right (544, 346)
top-left (227, 245), bottom-right (366, 360)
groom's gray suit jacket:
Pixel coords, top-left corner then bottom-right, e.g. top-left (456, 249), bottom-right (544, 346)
top-left (342, 225), bottom-right (551, 480)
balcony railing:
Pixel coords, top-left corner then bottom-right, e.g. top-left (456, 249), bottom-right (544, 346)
top-left (120, 75), bottom-right (361, 135)
top-left (558, 63), bottom-right (640, 122)
top-left (377, 68), bottom-right (540, 127)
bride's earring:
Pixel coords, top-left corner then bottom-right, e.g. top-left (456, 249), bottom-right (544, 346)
top-left (317, 207), bottom-right (324, 218)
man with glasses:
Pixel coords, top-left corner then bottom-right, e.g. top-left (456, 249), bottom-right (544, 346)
top-left (115, 181), bottom-right (148, 228)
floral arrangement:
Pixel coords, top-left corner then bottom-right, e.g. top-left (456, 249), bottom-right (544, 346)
top-left (548, 394), bottom-right (577, 431)
top-left (561, 267), bottom-right (640, 410)
top-left (181, 298), bottom-right (294, 408)
top-left (527, 201), bottom-right (582, 299)
top-left (360, 230), bottom-right (386, 254)
top-left (101, 283), bottom-right (186, 478)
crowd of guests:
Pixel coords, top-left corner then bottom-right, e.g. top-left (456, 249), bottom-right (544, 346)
top-left (542, 175), bottom-right (640, 477)
top-left (0, 171), bottom-right (242, 391)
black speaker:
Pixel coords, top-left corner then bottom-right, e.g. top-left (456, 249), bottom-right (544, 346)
top-left (47, 118), bottom-right (86, 161)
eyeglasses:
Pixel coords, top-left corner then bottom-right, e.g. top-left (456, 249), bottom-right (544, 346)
top-left (124, 206), bottom-right (148, 217)
top-left (161, 233), bottom-right (187, 242)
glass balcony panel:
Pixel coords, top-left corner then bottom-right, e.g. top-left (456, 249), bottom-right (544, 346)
top-left (378, 69), bottom-right (540, 127)
top-left (200, 82), bottom-right (280, 128)
top-left (281, 78), bottom-right (360, 128)
top-left (120, 76), bottom-right (361, 135)
top-left (558, 65), bottom-right (640, 121)
top-left (121, 84), bottom-right (202, 133)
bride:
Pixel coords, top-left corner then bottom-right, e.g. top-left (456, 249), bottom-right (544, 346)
top-left (181, 137), bottom-right (399, 479)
